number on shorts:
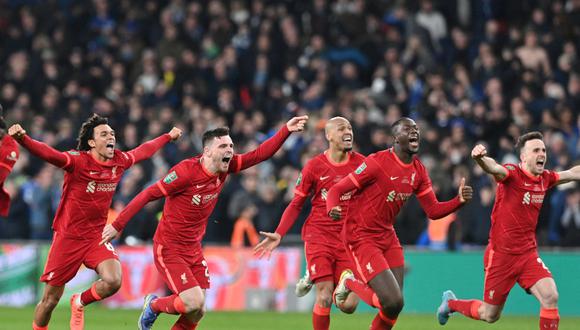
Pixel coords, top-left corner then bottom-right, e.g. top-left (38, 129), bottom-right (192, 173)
top-left (202, 260), bottom-right (210, 278)
top-left (104, 242), bottom-right (118, 256)
top-left (537, 258), bottom-right (550, 273)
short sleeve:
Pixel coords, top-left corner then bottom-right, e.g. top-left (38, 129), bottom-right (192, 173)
top-left (545, 170), bottom-right (560, 189)
top-left (156, 162), bottom-right (191, 196)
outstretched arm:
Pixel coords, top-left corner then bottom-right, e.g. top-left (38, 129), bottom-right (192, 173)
top-left (127, 127), bottom-right (182, 164)
top-left (10, 125), bottom-right (70, 169)
top-left (417, 178), bottom-right (472, 220)
top-left (231, 116), bottom-right (308, 172)
top-left (471, 144), bottom-right (508, 181)
top-left (253, 192), bottom-right (308, 259)
top-left (100, 183), bottom-right (165, 244)
top-left (556, 165), bottom-right (580, 184)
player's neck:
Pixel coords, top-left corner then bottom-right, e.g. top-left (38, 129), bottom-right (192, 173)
top-left (89, 149), bottom-right (110, 163)
top-left (201, 156), bottom-right (219, 175)
top-left (326, 148), bottom-right (349, 164)
top-left (393, 146), bottom-right (413, 164)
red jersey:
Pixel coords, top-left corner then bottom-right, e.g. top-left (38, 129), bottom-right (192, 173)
top-left (490, 163), bottom-right (559, 254)
top-left (0, 135), bottom-right (19, 216)
top-left (19, 134), bottom-right (171, 239)
top-left (343, 148), bottom-right (432, 241)
top-left (113, 126), bottom-right (292, 252)
top-left (292, 151), bottom-right (365, 243)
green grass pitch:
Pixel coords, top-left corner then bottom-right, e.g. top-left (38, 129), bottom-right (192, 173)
top-left (1, 307), bottom-right (579, 329)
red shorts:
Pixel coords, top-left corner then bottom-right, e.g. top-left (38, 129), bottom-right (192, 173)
top-left (304, 240), bottom-right (353, 284)
top-left (345, 236), bottom-right (404, 283)
top-left (483, 246), bottom-right (552, 305)
top-left (153, 243), bottom-right (210, 294)
top-left (40, 232), bottom-right (119, 286)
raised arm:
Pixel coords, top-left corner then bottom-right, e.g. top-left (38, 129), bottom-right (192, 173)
top-left (127, 127), bottom-right (182, 164)
top-left (100, 183), bottom-right (165, 244)
top-left (9, 124), bottom-right (70, 169)
top-left (417, 178), bottom-right (472, 220)
top-left (556, 165), bottom-right (580, 185)
top-left (231, 116), bottom-right (308, 172)
top-left (471, 144), bottom-right (508, 181)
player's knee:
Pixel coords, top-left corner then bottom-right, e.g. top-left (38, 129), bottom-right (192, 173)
top-left (541, 290), bottom-right (559, 307)
top-left (182, 296), bottom-right (204, 314)
top-left (316, 292), bottom-right (333, 308)
top-left (339, 302), bottom-right (357, 314)
top-left (40, 295), bottom-right (60, 310)
top-left (379, 296), bottom-right (404, 317)
top-left (481, 309), bottom-right (501, 323)
top-left (101, 273), bottom-right (122, 293)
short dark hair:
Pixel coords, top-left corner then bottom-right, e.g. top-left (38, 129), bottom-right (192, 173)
top-left (202, 127), bottom-right (230, 147)
top-left (77, 114), bottom-right (109, 150)
top-left (516, 131), bottom-right (544, 152)
top-left (391, 117), bottom-right (413, 135)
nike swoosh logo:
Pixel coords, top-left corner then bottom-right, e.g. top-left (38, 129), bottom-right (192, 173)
top-left (89, 171), bottom-right (99, 175)
top-left (196, 184), bottom-right (206, 188)
top-left (390, 176), bottom-right (398, 180)
top-left (524, 183), bottom-right (532, 186)
top-left (320, 176), bottom-right (330, 181)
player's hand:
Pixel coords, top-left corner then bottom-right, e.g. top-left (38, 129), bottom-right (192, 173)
top-left (286, 115), bottom-right (309, 132)
top-left (458, 177), bottom-right (473, 203)
top-left (471, 144), bottom-right (487, 160)
top-left (328, 206), bottom-right (342, 220)
top-left (8, 124), bottom-right (26, 140)
top-left (100, 224), bottom-right (120, 245)
top-left (253, 231), bottom-right (282, 259)
top-left (168, 127), bottom-right (183, 141)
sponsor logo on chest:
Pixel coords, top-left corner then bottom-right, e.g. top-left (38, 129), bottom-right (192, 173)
top-left (192, 193), bottom-right (219, 205)
top-left (522, 191), bottom-right (545, 205)
top-left (86, 181), bottom-right (117, 193)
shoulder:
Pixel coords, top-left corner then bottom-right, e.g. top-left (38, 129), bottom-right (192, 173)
top-left (351, 152), bottom-right (366, 162)
top-left (114, 149), bottom-right (133, 162)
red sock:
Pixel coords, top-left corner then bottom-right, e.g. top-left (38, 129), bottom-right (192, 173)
top-left (151, 295), bottom-right (186, 315)
top-left (80, 282), bottom-right (102, 306)
top-left (312, 304), bottom-right (330, 330)
top-left (539, 307), bottom-right (559, 329)
top-left (171, 315), bottom-right (198, 330)
top-left (32, 322), bottom-right (48, 330)
top-left (345, 278), bottom-right (381, 308)
top-left (448, 299), bottom-right (482, 320)
top-left (370, 311), bottom-right (396, 330)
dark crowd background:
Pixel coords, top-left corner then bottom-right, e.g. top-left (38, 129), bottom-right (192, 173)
top-left (1, 0), bottom-right (579, 249)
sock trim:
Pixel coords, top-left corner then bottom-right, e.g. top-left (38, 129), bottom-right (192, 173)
top-left (90, 282), bottom-right (102, 300)
top-left (540, 307), bottom-right (559, 319)
top-left (470, 300), bottom-right (482, 320)
top-left (313, 304), bottom-right (331, 316)
top-left (32, 322), bottom-right (48, 330)
top-left (174, 296), bottom-right (187, 314)
top-left (378, 310), bottom-right (396, 326)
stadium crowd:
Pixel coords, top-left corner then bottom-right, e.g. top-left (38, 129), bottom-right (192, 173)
top-left (0, 0), bottom-right (579, 248)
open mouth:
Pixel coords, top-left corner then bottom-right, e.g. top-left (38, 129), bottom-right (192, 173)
top-left (409, 136), bottom-right (419, 147)
top-left (222, 156), bottom-right (231, 165)
top-left (106, 143), bottom-right (115, 151)
top-left (342, 135), bottom-right (352, 143)
top-left (536, 159), bottom-right (545, 167)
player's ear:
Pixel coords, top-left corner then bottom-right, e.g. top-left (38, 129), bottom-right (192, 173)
top-left (88, 139), bottom-right (96, 148)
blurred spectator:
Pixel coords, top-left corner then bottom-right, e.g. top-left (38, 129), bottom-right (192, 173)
top-left (0, 0), bottom-right (578, 247)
